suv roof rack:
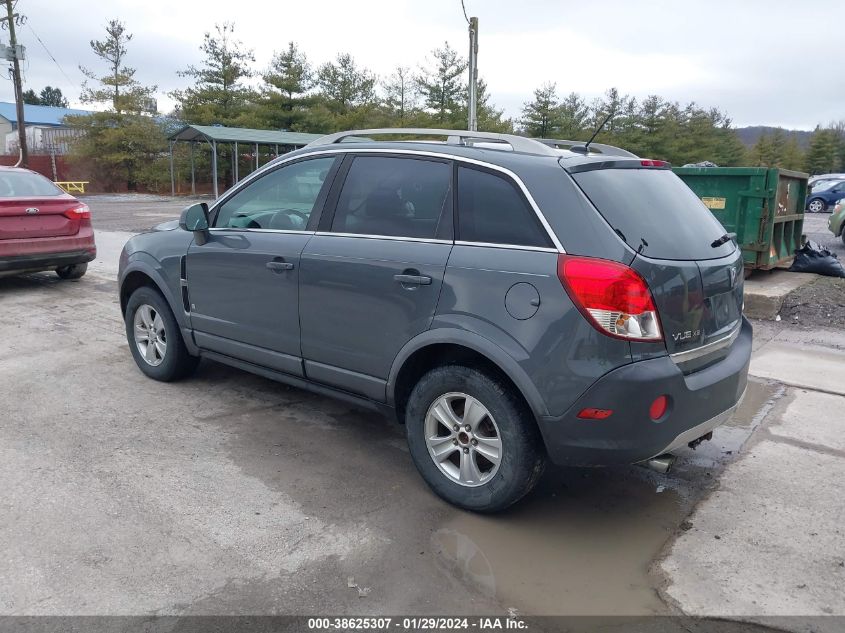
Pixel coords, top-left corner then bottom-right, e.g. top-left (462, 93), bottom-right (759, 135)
top-left (535, 138), bottom-right (638, 158)
top-left (307, 128), bottom-right (560, 157)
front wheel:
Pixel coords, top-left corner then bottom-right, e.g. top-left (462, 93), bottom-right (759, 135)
top-left (807, 198), bottom-right (826, 213)
top-left (405, 365), bottom-right (546, 512)
top-left (125, 286), bottom-right (198, 381)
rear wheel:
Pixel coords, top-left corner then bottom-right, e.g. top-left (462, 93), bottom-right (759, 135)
top-left (841, 231), bottom-right (845, 247)
top-left (405, 365), bottom-right (546, 512)
top-left (56, 263), bottom-right (87, 280)
top-left (125, 286), bottom-right (198, 381)
top-left (807, 198), bottom-right (826, 213)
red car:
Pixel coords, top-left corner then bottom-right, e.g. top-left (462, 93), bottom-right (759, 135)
top-left (0, 166), bottom-right (95, 279)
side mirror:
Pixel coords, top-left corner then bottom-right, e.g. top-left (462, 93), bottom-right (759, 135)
top-left (179, 202), bottom-right (210, 245)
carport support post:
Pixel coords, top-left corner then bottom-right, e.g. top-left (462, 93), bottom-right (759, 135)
top-left (255, 143), bottom-right (259, 171)
top-left (211, 140), bottom-right (218, 199)
top-left (190, 142), bottom-right (196, 196)
top-left (275, 144), bottom-right (279, 158)
top-left (169, 140), bottom-right (175, 196)
top-left (233, 142), bottom-right (239, 185)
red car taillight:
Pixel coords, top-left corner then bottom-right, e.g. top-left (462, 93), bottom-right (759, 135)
top-left (557, 255), bottom-right (663, 342)
top-left (63, 204), bottom-right (91, 220)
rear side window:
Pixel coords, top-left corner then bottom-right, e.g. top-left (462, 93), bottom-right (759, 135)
top-left (573, 168), bottom-right (734, 261)
top-left (0, 171), bottom-right (64, 197)
top-left (457, 166), bottom-right (551, 248)
top-left (331, 156), bottom-right (451, 239)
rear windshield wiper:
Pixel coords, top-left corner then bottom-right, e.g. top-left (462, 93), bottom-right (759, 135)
top-left (711, 233), bottom-right (736, 248)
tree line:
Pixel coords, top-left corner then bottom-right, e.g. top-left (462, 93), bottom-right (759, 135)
top-left (59, 19), bottom-right (845, 192)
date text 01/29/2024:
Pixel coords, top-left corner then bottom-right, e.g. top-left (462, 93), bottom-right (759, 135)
top-left (307, 617), bottom-right (527, 630)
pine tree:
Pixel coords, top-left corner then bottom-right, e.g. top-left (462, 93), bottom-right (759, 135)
top-left (39, 86), bottom-right (69, 108)
top-left (521, 82), bottom-right (560, 138)
top-left (22, 89), bottom-right (40, 105)
top-left (804, 127), bottom-right (842, 175)
top-left (316, 53), bottom-right (376, 115)
top-left (557, 92), bottom-right (589, 138)
top-left (68, 20), bottom-right (167, 191)
top-left (415, 42), bottom-right (467, 124)
top-left (262, 41), bottom-right (313, 130)
top-left (172, 22), bottom-right (256, 125)
top-left (382, 66), bottom-right (416, 123)
top-left (80, 19), bottom-right (156, 114)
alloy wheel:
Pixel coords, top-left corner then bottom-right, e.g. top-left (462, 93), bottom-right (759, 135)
top-left (133, 304), bottom-right (167, 367)
top-left (424, 392), bottom-right (502, 487)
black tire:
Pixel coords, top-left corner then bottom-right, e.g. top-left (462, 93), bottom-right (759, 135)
top-left (124, 286), bottom-right (198, 382)
top-left (807, 198), bottom-right (826, 213)
top-left (55, 262), bottom-right (87, 280)
top-left (405, 365), bottom-right (546, 513)
top-left (841, 231), bottom-right (845, 247)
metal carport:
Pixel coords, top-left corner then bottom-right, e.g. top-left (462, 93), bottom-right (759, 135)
top-left (167, 125), bottom-right (322, 198)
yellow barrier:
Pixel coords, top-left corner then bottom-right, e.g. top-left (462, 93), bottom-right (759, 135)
top-left (54, 181), bottom-right (89, 194)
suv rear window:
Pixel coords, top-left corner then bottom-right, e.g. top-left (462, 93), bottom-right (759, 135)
top-left (572, 168), bottom-right (734, 261)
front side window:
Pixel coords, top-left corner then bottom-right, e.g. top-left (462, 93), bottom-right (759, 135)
top-left (330, 156), bottom-right (451, 239)
top-left (214, 157), bottom-right (336, 230)
top-left (456, 166), bottom-right (551, 247)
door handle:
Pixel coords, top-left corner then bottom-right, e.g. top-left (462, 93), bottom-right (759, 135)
top-left (266, 260), bottom-right (294, 272)
top-left (394, 274), bottom-right (432, 285)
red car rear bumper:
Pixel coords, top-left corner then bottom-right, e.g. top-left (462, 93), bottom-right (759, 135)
top-left (0, 225), bottom-right (96, 274)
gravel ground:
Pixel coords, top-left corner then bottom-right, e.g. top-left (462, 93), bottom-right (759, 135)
top-left (776, 213), bottom-right (845, 330)
top-left (780, 276), bottom-right (845, 329)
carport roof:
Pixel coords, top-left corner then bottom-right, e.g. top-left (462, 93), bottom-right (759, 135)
top-left (168, 124), bottom-right (322, 146)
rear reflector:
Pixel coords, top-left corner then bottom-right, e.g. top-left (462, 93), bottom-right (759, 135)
top-left (650, 395), bottom-right (669, 420)
top-left (577, 408), bottom-right (613, 420)
top-left (63, 204), bottom-right (91, 220)
top-left (558, 255), bottom-right (662, 341)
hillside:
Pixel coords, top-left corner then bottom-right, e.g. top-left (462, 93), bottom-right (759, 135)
top-left (735, 126), bottom-right (813, 149)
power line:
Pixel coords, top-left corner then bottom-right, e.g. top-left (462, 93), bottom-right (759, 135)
top-left (26, 22), bottom-right (80, 92)
top-left (460, 0), bottom-right (470, 24)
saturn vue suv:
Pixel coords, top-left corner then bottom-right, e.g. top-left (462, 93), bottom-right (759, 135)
top-left (118, 129), bottom-right (751, 512)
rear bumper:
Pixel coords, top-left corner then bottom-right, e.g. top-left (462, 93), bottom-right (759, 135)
top-left (537, 317), bottom-right (752, 466)
top-left (0, 227), bottom-right (96, 274)
top-left (0, 248), bottom-right (96, 274)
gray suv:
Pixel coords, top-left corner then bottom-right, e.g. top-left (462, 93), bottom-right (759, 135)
top-left (119, 129), bottom-right (751, 512)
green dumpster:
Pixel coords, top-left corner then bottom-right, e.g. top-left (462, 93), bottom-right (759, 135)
top-left (672, 167), bottom-right (807, 271)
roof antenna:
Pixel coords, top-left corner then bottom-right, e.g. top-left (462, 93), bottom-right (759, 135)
top-left (570, 110), bottom-right (617, 155)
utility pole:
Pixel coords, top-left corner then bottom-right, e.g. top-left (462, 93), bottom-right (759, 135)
top-left (467, 16), bottom-right (478, 131)
top-left (1, 0), bottom-right (27, 167)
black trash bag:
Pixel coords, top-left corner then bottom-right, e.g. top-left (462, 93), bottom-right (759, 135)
top-left (789, 241), bottom-right (845, 277)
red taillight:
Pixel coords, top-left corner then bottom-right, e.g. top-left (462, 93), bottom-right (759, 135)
top-left (640, 159), bottom-right (670, 168)
top-left (649, 395), bottom-right (669, 420)
top-left (577, 408), bottom-right (613, 420)
top-left (63, 204), bottom-right (90, 220)
top-left (557, 255), bottom-right (663, 341)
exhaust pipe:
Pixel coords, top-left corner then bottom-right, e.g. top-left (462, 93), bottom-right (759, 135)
top-left (643, 454), bottom-right (676, 474)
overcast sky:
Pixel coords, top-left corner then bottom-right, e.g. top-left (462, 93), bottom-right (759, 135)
top-left (6, 0), bottom-right (842, 130)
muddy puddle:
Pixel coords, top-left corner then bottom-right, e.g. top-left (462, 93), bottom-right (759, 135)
top-left (432, 378), bottom-right (780, 615)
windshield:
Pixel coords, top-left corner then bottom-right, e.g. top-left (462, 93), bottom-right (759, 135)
top-left (572, 168), bottom-right (735, 261)
top-left (0, 171), bottom-right (65, 198)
